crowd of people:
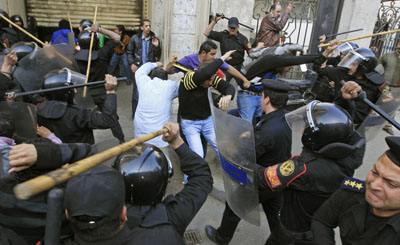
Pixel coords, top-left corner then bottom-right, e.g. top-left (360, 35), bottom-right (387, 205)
top-left (0, 2), bottom-right (400, 244)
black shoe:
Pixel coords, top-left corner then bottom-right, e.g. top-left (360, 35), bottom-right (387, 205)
top-left (205, 225), bottom-right (225, 245)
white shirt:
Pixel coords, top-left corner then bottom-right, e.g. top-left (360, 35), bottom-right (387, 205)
top-left (134, 62), bottom-right (179, 147)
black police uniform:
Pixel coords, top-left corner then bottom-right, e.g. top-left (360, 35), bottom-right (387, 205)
top-left (125, 143), bottom-right (213, 244)
top-left (0, 142), bottom-right (95, 244)
top-left (37, 94), bottom-right (118, 144)
top-left (312, 177), bottom-right (400, 245)
top-left (256, 131), bottom-right (365, 244)
top-left (212, 82), bottom-right (292, 244)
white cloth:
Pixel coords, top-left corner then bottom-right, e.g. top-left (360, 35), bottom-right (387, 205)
top-left (134, 62), bottom-right (178, 147)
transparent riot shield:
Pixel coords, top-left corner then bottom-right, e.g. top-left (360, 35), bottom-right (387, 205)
top-left (357, 90), bottom-right (400, 141)
top-left (0, 101), bottom-right (37, 138)
top-left (14, 43), bottom-right (79, 92)
top-left (207, 89), bottom-right (260, 226)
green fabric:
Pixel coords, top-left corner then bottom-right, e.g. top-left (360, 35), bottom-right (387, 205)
top-left (99, 33), bottom-right (111, 48)
top-left (378, 51), bottom-right (400, 86)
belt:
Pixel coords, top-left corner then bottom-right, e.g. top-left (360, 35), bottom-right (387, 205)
top-left (238, 90), bottom-right (262, 96)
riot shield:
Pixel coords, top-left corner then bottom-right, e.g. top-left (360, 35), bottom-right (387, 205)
top-left (14, 43), bottom-right (79, 92)
top-left (207, 89), bottom-right (260, 226)
top-left (0, 101), bottom-right (37, 138)
top-left (357, 90), bottom-right (400, 141)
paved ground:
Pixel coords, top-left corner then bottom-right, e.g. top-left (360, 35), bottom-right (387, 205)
top-left (93, 80), bottom-right (400, 245)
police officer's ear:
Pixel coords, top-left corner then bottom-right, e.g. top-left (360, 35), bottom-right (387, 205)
top-left (65, 209), bottom-right (70, 220)
top-left (120, 205), bottom-right (127, 224)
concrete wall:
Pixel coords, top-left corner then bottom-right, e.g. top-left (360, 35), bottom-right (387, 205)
top-left (0, 0), bottom-right (27, 27)
top-left (336, 0), bottom-right (381, 48)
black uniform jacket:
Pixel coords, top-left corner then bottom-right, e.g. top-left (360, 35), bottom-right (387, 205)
top-left (255, 109), bottom-right (292, 166)
top-left (126, 143), bottom-right (213, 244)
top-left (37, 94), bottom-right (118, 144)
top-left (0, 142), bottom-right (95, 244)
top-left (208, 30), bottom-right (251, 67)
top-left (312, 177), bottom-right (400, 245)
top-left (127, 30), bottom-right (161, 67)
top-left (256, 131), bottom-right (366, 232)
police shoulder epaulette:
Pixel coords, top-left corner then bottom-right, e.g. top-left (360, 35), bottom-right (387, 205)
top-left (341, 177), bottom-right (365, 193)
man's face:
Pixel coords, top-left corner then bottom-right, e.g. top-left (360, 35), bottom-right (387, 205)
top-left (271, 5), bottom-right (282, 19)
top-left (15, 21), bottom-right (22, 27)
top-left (228, 26), bottom-right (239, 35)
top-left (200, 74), bottom-right (216, 88)
top-left (347, 61), bottom-right (359, 76)
top-left (202, 49), bottom-right (217, 62)
top-left (366, 154), bottom-right (400, 217)
top-left (141, 21), bottom-right (151, 36)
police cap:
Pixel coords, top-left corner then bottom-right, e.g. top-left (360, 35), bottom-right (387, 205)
top-left (262, 79), bottom-right (293, 92)
top-left (228, 17), bottom-right (239, 28)
top-left (385, 136), bottom-right (400, 167)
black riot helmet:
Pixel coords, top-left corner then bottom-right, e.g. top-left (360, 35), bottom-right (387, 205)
top-left (301, 101), bottom-right (354, 151)
top-left (0, 10), bottom-right (9, 29)
top-left (338, 48), bottom-right (377, 75)
top-left (42, 68), bottom-right (86, 103)
top-left (10, 15), bottom-right (23, 27)
top-left (112, 145), bottom-right (173, 205)
top-left (77, 30), bottom-right (99, 50)
top-left (79, 19), bottom-right (92, 31)
top-left (11, 42), bottom-right (38, 60)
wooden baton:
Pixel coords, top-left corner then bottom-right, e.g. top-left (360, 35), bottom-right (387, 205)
top-left (83, 5), bottom-right (98, 97)
top-left (0, 14), bottom-right (45, 46)
top-left (319, 29), bottom-right (400, 48)
top-left (14, 128), bottom-right (169, 200)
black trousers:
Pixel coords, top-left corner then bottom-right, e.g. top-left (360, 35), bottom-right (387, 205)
top-left (265, 221), bottom-right (314, 245)
top-left (216, 191), bottom-right (282, 244)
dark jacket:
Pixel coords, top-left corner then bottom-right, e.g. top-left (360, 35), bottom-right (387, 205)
top-left (126, 143), bottom-right (213, 244)
top-left (0, 142), bottom-right (95, 244)
top-left (312, 178), bottom-right (400, 245)
top-left (127, 30), bottom-right (161, 67)
top-left (257, 131), bottom-right (365, 232)
top-left (37, 94), bottom-right (118, 144)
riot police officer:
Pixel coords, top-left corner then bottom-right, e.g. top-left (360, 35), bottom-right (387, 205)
top-left (113, 122), bottom-right (213, 244)
top-left (254, 81), bottom-right (366, 244)
top-left (205, 79), bottom-right (293, 244)
top-left (37, 69), bottom-right (118, 144)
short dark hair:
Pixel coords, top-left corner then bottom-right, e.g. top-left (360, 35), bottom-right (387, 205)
top-left (197, 61), bottom-right (211, 71)
top-left (270, 5), bottom-right (276, 11)
top-left (58, 19), bottom-right (69, 30)
top-left (69, 215), bottom-right (121, 242)
top-left (150, 68), bottom-right (168, 80)
top-left (116, 25), bottom-right (125, 33)
top-left (262, 88), bottom-right (288, 109)
top-left (140, 19), bottom-right (151, 27)
top-left (198, 40), bottom-right (217, 54)
top-left (0, 114), bottom-right (15, 138)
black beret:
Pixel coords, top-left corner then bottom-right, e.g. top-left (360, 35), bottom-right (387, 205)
top-left (385, 136), bottom-right (400, 167)
top-left (262, 79), bottom-right (293, 92)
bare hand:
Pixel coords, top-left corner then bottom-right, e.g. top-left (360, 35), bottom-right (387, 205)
top-left (37, 126), bottom-right (52, 138)
top-left (169, 55), bottom-right (178, 63)
top-left (4, 92), bottom-right (15, 102)
top-left (285, 2), bottom-right (292, 13)
top-left (156, 62), bottom-right (163, 68)
top-left (341, 81), bottom-right (362, 100)
top-left (319, 34), bottom-right (327, 43)
top-left (256, 42), bottom-right (265, 49)
top-left (218, 95), bottom-right (232, 110)
top-left (329, 81), bottom-right (335, 88)
top-left (322, 39), bottom-right (340, 58)
top-left (8, 144), bottom-right (37, 173)
top-left (162, 122), bottom-right (184, 149)
top-left (152, 37), bottom-right (159, 47)
top-left (242, 79), bottom-right (250, 89)
top-left (215, 13), bottom-right (224, 22)
top-left (131, 64), bottom-right (138, 73)
top-left (221, 50), bottom-right (236, 61)
top-left (104, 74), bottom-right (117, 93)
top-left (3, 51), bottom-right (18, 67)
top-left (91, 24), bottom-right (98, 33)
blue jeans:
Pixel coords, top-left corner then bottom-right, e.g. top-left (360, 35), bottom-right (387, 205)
top-left (181, 116), bottom-right (219, 182)
top-left (237, 92), bottom-right (262, 123)
top-left (108, 53), bottom-right (131, 80)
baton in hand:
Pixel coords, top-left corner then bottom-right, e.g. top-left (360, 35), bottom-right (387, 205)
top-left (217, 13), bottom-right (254, 31)
top-left (340, 80), bottom-right (400, 131)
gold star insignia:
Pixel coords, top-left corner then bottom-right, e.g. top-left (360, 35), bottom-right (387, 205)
top-left (356, 183), bottom-right (363, 190)
top-left (344, 180), bottom-right (350, 186)
top-left (350, 181), bottom-right (356, 187)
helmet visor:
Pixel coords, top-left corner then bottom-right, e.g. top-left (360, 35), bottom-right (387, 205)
top-left (337, 50), bottom-right (366, 70)
top-left (285, 100), bottom-right (321, 132)
top-left (336, 42), bottom-right (354, 55)
top-left (63, 68), bottom-right (86, 85)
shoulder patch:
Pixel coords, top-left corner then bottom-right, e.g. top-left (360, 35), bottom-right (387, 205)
top-left (279, 160), bottom-right (295, 176)
top-left (341, 177), bottom-right (365, 193)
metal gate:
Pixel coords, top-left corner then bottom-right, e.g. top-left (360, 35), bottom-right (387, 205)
top-left (370, 0), bottom-right (400, 57)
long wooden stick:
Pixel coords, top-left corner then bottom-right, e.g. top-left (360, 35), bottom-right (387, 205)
top-left (83, 5), bottom-right (98, 97)
top-left (6, 0), bottom-right (10, 16)
top-left (14, 128), bottom-right (169, 200)
top-left (319, 29), bottom-right (400, 48)
top-left (0, 14), bottom-right (45, 46)
top-left (67, 12), bottom-right (73, 33)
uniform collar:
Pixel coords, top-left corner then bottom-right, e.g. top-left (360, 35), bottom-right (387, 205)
top-left (260, 108), bottom-right (285, 121)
